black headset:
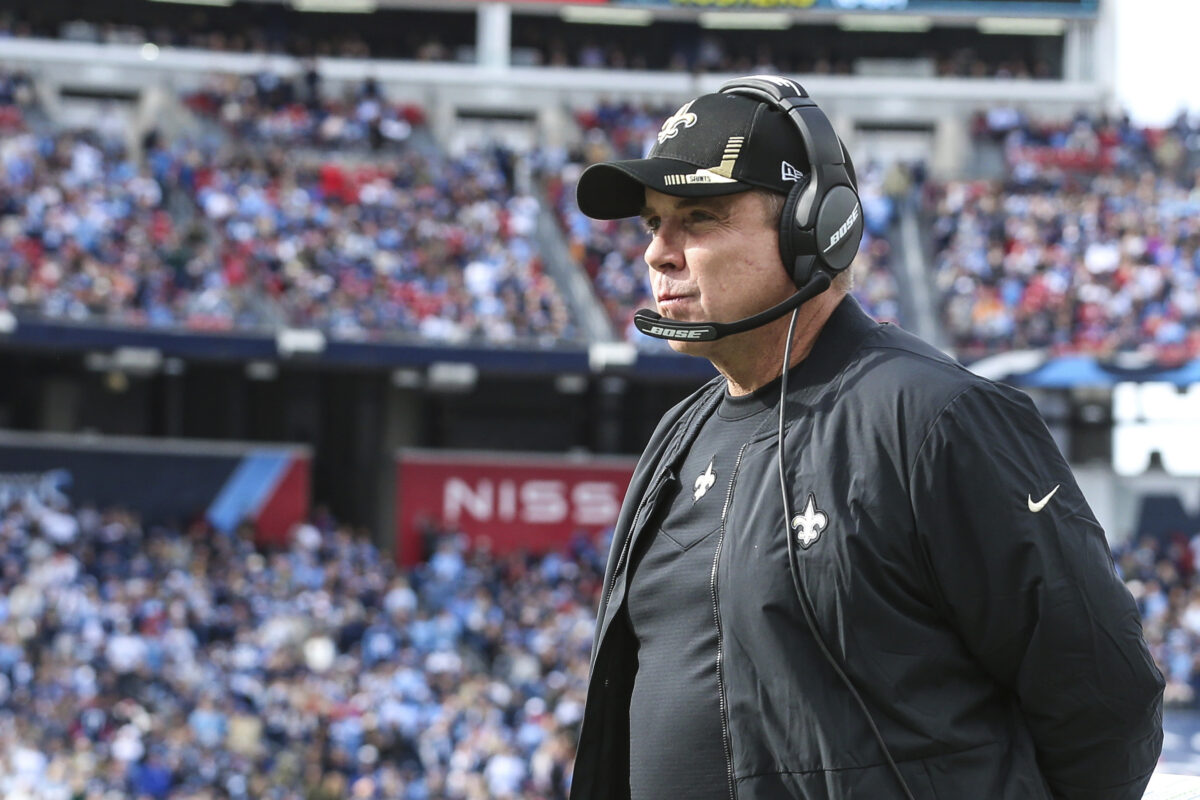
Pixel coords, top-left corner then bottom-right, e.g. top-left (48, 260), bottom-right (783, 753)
top-left (718, 75), bottom-right (863, 290)
top-left (632, 76), bottom-right (864, 343)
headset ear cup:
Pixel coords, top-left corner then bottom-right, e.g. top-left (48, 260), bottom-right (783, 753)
top-left (813, 183), bottom-right (863, 274)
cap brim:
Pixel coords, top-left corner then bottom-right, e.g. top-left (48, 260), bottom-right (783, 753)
top-left (576, 158), bottom-right (752, 220)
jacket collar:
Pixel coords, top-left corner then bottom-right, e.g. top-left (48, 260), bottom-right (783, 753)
top-left (782, 293), bottom-right (881, 409)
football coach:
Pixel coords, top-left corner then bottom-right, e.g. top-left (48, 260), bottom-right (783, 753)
top-left (568, 75), bottom-right (1164, 800)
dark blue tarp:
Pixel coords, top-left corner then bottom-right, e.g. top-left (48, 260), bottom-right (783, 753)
top-left (1008, 356), bottom-right (1200, 388)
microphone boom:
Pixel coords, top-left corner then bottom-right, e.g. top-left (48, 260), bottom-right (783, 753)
top-left (633, 272), bottom-right (832, 342)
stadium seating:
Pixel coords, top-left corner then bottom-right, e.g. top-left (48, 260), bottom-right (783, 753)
top-left (1115, 532), bottom-right (1200, 713)
top-left (0, 497), bottom-right (598, 799)
top-left (928, 112), bottom-right (1200, 363)
top-left (0, 81), bottom-right (577, 346)
top-left (0, 79), bottom-right (903, 352)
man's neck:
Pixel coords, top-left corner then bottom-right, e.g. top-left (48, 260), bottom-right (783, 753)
top-left (715, 290), bottom-right (845, 396)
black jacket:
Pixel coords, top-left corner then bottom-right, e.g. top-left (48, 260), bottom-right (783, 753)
top-left (571, 298), bottom-right (1164, 800)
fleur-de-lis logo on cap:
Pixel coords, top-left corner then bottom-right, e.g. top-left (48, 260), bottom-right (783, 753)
top-left (790, 494), bottom-right (828, 549)
top-left (658, 100), bottom-right (698, 144)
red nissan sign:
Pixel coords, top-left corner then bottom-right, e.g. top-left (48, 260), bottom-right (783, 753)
top-left (395, 450), bottom-right (637, 565)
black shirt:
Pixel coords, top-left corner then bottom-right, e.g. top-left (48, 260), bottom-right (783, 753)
top-left (626, 379), bottom-right (781, 800)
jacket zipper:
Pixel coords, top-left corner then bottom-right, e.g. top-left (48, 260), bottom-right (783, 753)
top-left (713, 443), bottom-right (747, 800)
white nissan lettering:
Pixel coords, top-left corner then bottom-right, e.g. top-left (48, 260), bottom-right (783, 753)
top-left (823, 204), bottom-right (860, 253)
top-left (571, 482), bottom-right (623, 525)
top-left (442, 477), bottom-right (623, 525)
top-left (520, 480), bottom-right (569, 524)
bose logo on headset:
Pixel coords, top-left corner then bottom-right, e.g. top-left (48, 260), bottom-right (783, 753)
top-left (823, 204), bottom-right (860, 254)
top-left (648, 326), bottom-right (707, 340)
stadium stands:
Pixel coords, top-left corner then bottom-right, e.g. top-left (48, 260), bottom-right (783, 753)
top-left (0, 74), bottom-right (902, 353)
top-left (928, 111), bottom-right (1200, 363)
top-left (0, 497), bottom-right (597, 799)
top-left (4, 2), bottom-right (1200, 786)
top-left (0, 83), bottom-right (576, 346)
top-left (183, 73), bottom-right (425, 151)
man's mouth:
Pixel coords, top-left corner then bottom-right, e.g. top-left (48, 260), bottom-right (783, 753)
top-left (656, 293), bottom-right (694, 313)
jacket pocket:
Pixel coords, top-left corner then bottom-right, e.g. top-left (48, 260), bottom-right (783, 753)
top-left (661, 524), bottom-right (720, 551)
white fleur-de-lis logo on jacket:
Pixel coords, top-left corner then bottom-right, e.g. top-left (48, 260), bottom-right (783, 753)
top-left (658, 101), bottom-right (698, 144)
top-left (791, 494), bottom-right (828, 549)
top-left (693, 459), bottom-right (716, 502)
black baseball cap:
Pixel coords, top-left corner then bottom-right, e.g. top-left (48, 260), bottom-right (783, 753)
top-left (576, 91), bottom-right (811, 220)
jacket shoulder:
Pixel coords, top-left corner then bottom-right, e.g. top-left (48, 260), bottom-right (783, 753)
top-left (841, 324), bottom-right (1047, 467)
top-left (854, 323), bottom-right (1000, 409)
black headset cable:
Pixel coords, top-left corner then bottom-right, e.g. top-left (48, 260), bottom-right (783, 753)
top-left (777, 307), bottom-right (918, 800)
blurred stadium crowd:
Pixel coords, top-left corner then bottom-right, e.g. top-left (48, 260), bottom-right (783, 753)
top-left (929, 109), bottom-right (1200, 362)
top-left (4, 11), bottom-right (1200, 795)
top-left (0, 496), bottom-right (600, 799)
top-left (0, 73), bottom-right (573, 345)
top-left (7, 64), bottom-right (1200, 362)
top-left (1118, 533), bottom-right (1200, 713)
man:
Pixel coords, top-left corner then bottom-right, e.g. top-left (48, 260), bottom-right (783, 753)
top-left (569, 77), bottom-right (1164, 800)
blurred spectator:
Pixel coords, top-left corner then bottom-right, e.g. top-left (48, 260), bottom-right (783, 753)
top-left (0, 66), bottom-right (38, 133)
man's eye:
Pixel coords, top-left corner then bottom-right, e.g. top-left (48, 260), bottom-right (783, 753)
top-left (641, 218), bottom-right (659, 234)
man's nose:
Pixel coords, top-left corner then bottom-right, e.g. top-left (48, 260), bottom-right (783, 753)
top-left (645, 223), bottom-right (683, 273)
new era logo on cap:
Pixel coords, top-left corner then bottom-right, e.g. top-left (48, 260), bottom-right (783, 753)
top-left (781, 161), bottom-right (804, 182)
top-left (575, 89), bottom-right (813, 220)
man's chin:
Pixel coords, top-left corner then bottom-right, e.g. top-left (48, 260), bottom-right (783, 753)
top-left (666, 337), bottom-right (713, 356)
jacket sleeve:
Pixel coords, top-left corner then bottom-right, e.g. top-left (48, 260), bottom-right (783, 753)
top-left (908, 382), bottom-right (1164, 800)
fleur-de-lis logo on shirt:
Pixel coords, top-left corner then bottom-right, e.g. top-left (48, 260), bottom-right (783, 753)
top-left (658, 101), bottom-right (698, 144)
top-left (693, 458), bottom-right (717, 502)
top-left (791, 494), bottom-right (828, 549)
